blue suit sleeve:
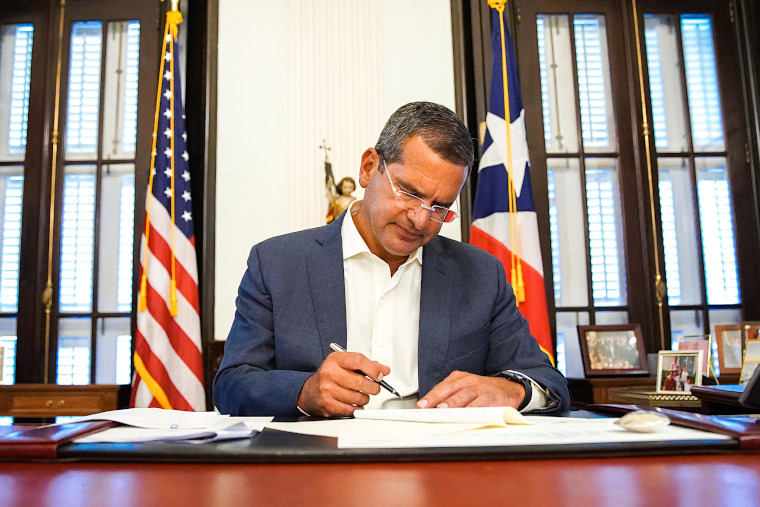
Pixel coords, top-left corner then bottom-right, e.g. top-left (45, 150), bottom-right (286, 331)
top-left (212, 245), bottom-right (312, 416)
top-left (486, 259), bottom-right (570, 414)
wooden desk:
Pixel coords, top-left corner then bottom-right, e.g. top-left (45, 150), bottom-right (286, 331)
top-left (0, 384), bottom-right (119, 418)
top-left (1, 455), bottom-right (759, 506)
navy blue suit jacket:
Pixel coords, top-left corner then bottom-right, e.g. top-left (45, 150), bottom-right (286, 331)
top-left (213, 214), bottom-right (569, 416)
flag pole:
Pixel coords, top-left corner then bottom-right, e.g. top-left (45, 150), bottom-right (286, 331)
top-left (488, 0), bottom-right (525, 303)
top-left (139, 3), bottom-right (183, 316)
top-left (168, 8), bottom-right (179, 317)
top-left (139, 13), bottom-right (172, 312)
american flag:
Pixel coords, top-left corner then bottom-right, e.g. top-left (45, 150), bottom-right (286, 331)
top-left (130, 11), bottom-right (205, 410)
top-left (470, 7), bottom-right (555, 362)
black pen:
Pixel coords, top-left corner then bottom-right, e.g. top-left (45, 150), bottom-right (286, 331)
top-left (329, 342), bottom-right (402, 399)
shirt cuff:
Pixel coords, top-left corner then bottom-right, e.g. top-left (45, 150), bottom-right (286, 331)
top-left (296, 405), bottom-right (311, 417)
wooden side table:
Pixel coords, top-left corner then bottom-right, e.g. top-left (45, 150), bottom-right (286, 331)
top-left (568, 374), bottom-right (741, 409)
top-left (0, 384), bottom-right (120, 418)
top-left (568, 377), bottom-right (656, 408)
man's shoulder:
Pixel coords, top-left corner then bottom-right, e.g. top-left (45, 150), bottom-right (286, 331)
top-left (255, 221), bottom-right (340, 252)
top-left (430, 235), bottom-right (501, 265)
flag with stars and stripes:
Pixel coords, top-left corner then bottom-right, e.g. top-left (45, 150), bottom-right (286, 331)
top-left (130, 10), bottom-right (205, 411)
top-left (470, 7), bottom-right (554, 363)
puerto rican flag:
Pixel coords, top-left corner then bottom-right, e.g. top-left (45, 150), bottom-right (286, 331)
top-left (470, 9), bottom-right (554, 362)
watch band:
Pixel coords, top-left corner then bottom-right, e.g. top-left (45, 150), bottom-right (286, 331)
top-left (497, 371), bottom-right (533, 411)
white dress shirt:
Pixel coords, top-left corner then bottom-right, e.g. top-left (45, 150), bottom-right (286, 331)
top-left (341, 203), bottom-right (548, 411)
top-left (342, 204), bottom-right (421, 409)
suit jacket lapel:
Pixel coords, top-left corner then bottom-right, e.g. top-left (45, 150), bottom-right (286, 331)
top-left (306, 214), bottom-right (347, 359)
top-left (418, 238), bottom-right (452, 395)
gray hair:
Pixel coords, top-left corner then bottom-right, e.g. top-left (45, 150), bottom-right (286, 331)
top-left (375, 102), bottom-right (474, 170)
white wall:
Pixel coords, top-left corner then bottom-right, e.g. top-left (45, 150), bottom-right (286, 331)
top-left (215, 0), bottom-right (457, 340)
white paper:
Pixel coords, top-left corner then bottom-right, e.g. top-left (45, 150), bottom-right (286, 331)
top-left (353, 406), bottom-right (530, 426)
top-left (71, 408), bottom-right (272, 443)
top-left (74, 419), bottom-right (271, 443)
top-left (74, 408), bottom-right (227, 429)
top-left (338, 417), bottom-right (733, 448)
top-left (265, 419), bottom-right (486, 440)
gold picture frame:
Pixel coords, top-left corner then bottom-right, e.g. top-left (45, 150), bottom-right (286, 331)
top-left (656, 350), bottom-right (703, 394)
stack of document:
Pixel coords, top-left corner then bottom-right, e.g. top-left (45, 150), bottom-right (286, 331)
top-left (72, 408), bottom-right (272, 443)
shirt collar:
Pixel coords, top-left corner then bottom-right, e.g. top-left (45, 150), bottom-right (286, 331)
top-left (342, 200), bottom-right (423, 265)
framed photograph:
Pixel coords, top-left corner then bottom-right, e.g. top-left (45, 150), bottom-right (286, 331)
top-left (715, 324), bottom-right (745, 374)
top-left (577, 324), bottom-right (648, 376)
top-left (657, 350), bottom-right (703, 394)
top-left (675, 334), bottom-right (711, 376)
top-left (740, 339), bottom-right (760, 385)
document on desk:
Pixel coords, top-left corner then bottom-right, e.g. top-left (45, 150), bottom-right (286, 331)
top-left (265, 407), bottom-right (531, 441)
top-left (266, 419), bottom-right (489, 440)
top-left (354, 406), bottom-right (530, 426)
top-left (71, 408), bottom-right (272, 443)
top-left (338, 416), bottom-right (734, 449)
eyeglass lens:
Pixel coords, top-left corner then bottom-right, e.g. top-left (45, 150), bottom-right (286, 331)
top-left (380, 154), bottom-right (456, 223)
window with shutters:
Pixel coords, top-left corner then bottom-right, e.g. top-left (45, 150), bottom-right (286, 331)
top-left (0, 1), bottom-right (161, 422)
top-left (501, 0), bottom-right (759, 377)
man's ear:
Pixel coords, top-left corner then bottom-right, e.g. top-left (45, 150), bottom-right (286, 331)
top-left (358, 148), bottom-right (377, 188)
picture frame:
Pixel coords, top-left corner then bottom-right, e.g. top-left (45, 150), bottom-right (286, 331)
top-left (675, 334), bottom-right (711, 377)
top-left (741, 321), bottom-right (760, 343)
top-left (656, 350), bottom-right (703, 394)
top-left (739, 339), bottom-right (760, 385)
top-left (577, 324), bottom-right (648, 376)
top-left (715, 324), bottom-right (745, 374)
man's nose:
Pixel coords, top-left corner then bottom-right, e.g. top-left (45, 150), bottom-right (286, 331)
top-left (406, 207), bottom-right (430, 230)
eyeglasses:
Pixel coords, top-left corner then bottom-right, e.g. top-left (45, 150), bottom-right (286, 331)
top-left (379, 155), bottom-right (458, 224)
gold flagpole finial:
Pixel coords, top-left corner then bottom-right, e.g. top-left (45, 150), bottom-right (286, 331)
top-left (488, 0), bottom-right (507, 11)
top-left (166, 2), bottom-right (183, 40)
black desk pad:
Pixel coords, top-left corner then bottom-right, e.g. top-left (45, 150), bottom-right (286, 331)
top-left (57, 417), bottom-right (741, 463)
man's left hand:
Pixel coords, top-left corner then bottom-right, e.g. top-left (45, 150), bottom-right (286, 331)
top-left (416, 371), bottom-right (525, 409)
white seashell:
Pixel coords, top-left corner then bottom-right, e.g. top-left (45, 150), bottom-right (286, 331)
top-left (615, 410), bottom-right (671, 433)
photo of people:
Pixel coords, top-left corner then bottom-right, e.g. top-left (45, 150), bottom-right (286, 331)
top-left (657, 351), bottom-right (702, 394)
top-left (585, 330), bottom-right (643, 370)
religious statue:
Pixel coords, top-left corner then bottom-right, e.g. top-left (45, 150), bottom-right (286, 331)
top-left (326, 176), bottom-right (356, 223)
top-left (321, 139), bottom-right (356, 223)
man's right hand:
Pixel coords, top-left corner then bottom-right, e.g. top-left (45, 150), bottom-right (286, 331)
top-left (296, 351), bottom-right (391, 417)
